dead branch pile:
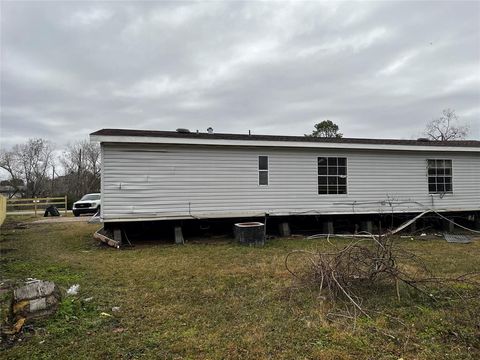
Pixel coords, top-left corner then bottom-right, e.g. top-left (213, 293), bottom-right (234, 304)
top-left (285, 232), bottom-right (480, 318)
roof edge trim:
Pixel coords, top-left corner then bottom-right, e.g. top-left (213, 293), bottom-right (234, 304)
top-left (90, 134), bottom-right (480, 152)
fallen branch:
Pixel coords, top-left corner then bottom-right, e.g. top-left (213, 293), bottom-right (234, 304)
top-left (286, 230), bottom-right (480, 322)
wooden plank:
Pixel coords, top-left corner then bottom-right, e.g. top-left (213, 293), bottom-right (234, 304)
top-left (7, 202), bottom-right (66, 207)
top-left (0, 195), bottom-right (6, 226)
top-left (93, 228), bottom-right (120, 249)
top-left (8, 197), bottom-right (65, 202)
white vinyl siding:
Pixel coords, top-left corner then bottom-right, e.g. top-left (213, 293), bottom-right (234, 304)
top-left (100, 144), bottom-right (480, 221)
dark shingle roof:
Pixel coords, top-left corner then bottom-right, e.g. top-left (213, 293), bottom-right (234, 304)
top-left (90, 128), bottom-right (480, 147)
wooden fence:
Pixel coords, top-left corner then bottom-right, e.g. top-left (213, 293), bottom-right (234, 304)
top-left (6, 196), bottom-right (68, 216)
top-left (0, 195), bottom-right (6, 225)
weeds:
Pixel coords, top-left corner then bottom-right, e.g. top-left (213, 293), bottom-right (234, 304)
top-left (1, 220), bottom-right (479, 359)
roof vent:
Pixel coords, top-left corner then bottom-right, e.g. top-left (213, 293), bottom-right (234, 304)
top-left (207, 127), bottom-right (213, 134)
top-left (176, 128), bottom-right (190, 133)
top-left (417, 137), bottom-right (430, 142)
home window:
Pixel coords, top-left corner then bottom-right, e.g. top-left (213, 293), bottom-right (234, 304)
top-left (258, 156), bottom-right (268, 186)
top-left (318, 157), bottom-right (347, 194)
top-left (427, 159), bottom-right (452, 194)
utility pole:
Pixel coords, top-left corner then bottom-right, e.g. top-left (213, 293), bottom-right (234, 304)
top-left (78, 149), bottom-right (82, 196)
top-left (51, 165), bottom-right (55, 195)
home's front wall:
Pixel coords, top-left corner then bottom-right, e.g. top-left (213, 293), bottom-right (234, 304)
top-left (100, 143), bottom-right (480, 222)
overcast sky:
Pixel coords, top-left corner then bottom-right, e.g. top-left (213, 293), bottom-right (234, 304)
top-left (1, 1), bottom-right (479, 149)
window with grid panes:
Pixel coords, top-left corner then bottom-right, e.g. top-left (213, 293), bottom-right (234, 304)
top-left (427, 159), bottom-right (452, 194)
top-left (258, 156), bottom-right (269, 186)
top-left (318, 157), bottom-right (347, 194)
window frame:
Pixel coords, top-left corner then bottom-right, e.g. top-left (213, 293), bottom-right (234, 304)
top-left (258, 155), bottom-right (269, 186)
top-left (427, 159), bottom-right (453, 194)
top-left (317, 156), bottom-right (348, 195)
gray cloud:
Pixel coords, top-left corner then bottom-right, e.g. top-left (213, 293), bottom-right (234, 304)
top-left (1, 0), bottom-right (479, 149)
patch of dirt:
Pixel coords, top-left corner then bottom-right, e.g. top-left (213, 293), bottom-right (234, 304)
top-left (30, 217), bottom-right (91, 224)
top-left (0, 248), bottom-right (17, 255)
top-left (0, 223), bottom-right (28, 231)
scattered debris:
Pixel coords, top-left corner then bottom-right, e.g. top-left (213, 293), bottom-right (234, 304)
top-left (444, 234), bottom-right (473, 244)
top-left (389, 210), bottom-right (431, 235)
top-left (88, 213), bottom-right (101, 224)
top-left (290, 234), bottom-right (304, 238)
top-left (100, 312), bottom-right (112, 317)
top-left (111, 306), bottom-right (120, 312)
top-left (3, 318), bottom-right (26, 335)
top-left (11, 280), bottom-right (61, 324)
top-left (83, 297), bottom-right (94, 302)
top-left (93, 227), bottom-right (120, 249)
top-left (66, 284), bottom-right (80, 295)
top-left (112, 327), bottom-right (126, 333)
top-left (307, 233), bottom-right (373, 240)
top-left (387, 209), bottom-right (479, 238)
top-left (43, 205), bottom-right (60, 217)
top-left (25, 278), bottom-right (40, 284)
top-left (286, 228), bottom-right (480, 321)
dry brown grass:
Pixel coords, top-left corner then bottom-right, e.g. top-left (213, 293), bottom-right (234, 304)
top-left (1, 217), bottom-right (479, 359)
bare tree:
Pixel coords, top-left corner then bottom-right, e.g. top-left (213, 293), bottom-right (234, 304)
top-left (0, 151), bottom-right (25, 198)
top-left (59, 140), bottom-right (100, 200)
top-left (425, 109), bottom-right (469, 141)
top-left (0, 138), bottom-right (55, 198)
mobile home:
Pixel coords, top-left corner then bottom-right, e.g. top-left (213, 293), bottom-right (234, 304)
top-left (90, 129), bottom-right (480, 227)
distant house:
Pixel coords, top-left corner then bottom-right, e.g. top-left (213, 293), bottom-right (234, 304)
top-left (0, 185), bottom-right (25, 199)
top-left (90, 129), bottom-right (480, 224)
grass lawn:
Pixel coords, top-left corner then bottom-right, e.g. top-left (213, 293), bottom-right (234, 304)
top-left (1, 217), bottom-right (479, 359)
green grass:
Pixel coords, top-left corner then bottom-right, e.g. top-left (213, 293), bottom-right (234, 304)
top-left (1, 217), bottom-right (479, 359)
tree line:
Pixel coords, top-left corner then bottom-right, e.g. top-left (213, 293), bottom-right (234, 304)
top-left (306, 109), bottom-right (470, 140)
top-left (0, 140), bottom-right (100, 203)
top-left (0, 109), bottom-right (470, 202)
